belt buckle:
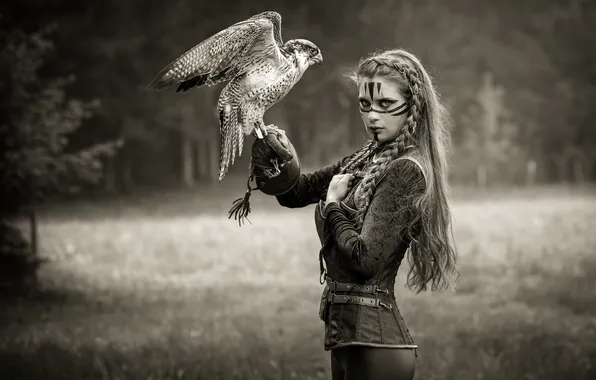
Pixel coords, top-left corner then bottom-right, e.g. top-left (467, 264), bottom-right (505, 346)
top-left (373, 285), bottom-right (389, 294)
top-left (328, 292), bottom-right (336, 304)
top-left (328, 280), bottom-right (337, 293)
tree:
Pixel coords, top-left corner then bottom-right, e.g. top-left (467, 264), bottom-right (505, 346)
top-left (454, 72), bottom-right (524, 186)
top-left (0, 23), bottom-right (121, 293)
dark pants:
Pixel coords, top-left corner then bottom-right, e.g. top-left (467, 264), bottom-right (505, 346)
top-left (331, 345), bottom-right (416, 380)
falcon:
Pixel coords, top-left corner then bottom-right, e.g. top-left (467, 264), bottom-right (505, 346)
top-left (148, 11), bottom-right (323, 182)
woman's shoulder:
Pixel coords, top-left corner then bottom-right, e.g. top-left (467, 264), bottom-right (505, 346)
top-left (365, 149), bottom-right (426, 210)
top-left (382, 148), bottom-right (427, 187)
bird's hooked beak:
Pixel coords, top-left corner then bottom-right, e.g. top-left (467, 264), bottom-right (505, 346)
top-left (310, 53), bottom-right (323, 65)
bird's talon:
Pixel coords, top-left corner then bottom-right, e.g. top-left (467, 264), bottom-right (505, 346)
top-left (263, 124), bottom-right (280, 136)
top-left (260, 125), bottom-right (269, 137)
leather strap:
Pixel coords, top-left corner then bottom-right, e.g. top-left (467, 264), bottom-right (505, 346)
top-left (329, 293), bottom-right (392, 309)
top-left (330, 294), bottom-right (379, 307)
top-left (325, 276), bottom-right (390, 295)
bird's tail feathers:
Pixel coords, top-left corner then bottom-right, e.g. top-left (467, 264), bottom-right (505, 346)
top-left (218, 103), bottom-right (244, 181)
top-left (237, 119), bottom-right (245, 156)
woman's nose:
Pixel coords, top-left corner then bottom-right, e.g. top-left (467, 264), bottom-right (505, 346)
top-left (368, 110), bottom-right (381, 123)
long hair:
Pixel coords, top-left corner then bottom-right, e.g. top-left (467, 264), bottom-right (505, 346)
top-left (341, 48), bottom-right (459, 293)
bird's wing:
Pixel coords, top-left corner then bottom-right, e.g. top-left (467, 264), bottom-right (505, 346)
top-left (245, 11), bottom-right (283, 47)
top-left (148, 16), bottom-right (287, 91)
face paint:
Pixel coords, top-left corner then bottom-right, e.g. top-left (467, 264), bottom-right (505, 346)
top-left (386, 102), bottom-right (408, 116)
top-left (363, 81), bottom-right (382, 100)
top-left (359, 76), bottom-right (409, 144)
top-left (360, 100), bottom-right (409, 116)
top-left (360, 81), bottom-right (408, 116)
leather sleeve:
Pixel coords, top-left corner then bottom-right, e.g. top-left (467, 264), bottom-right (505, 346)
top-left (324, 158), bottom-right (426, 278)
top-left (275, 157), bottom-right (349, 208)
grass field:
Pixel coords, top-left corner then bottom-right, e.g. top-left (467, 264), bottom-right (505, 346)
top-left (1, 183), bottom-right (596, 380)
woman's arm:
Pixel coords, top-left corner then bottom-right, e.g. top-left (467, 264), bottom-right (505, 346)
top-left (275, 157), bottom-right (350, 208)
top-left (323, 158), bottom-right (426, 278)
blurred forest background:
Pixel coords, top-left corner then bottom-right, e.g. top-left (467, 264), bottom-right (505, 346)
top-left (1, 1), bottom-right (596, 379)
top-left (2, 0), bottom-right (596, 199)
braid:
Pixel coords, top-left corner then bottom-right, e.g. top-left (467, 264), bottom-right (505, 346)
top-left (347, 48), bottom-right (460, 293)
top-left (339, 139), bottom-right (377, 174)
top-left (353, 138), bottom-right (402, 228)
top-left (351, 55), bottom-right (426, 229)
top-left (395, 63), bottom-right (424, 146)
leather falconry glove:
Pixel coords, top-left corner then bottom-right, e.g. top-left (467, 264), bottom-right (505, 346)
top-left (228, 126), bottom-right (301, 225)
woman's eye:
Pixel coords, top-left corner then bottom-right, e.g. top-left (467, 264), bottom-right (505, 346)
top-left (359, 99), bottom-right (371, 109)
top-left (379, 100), bottom-right (394, 108)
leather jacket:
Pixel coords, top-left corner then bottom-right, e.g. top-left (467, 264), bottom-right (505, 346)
top-left (276, 150), bottom-right (427, 351)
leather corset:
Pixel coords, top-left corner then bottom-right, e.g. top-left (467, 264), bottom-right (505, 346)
top-left (276, 153), bottom-right (425, 351)
top-left (313, 175), bottom-right (417, 351)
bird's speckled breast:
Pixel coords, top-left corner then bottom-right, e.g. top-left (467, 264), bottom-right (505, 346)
top-left (245, 63), bottom-right (302, 107)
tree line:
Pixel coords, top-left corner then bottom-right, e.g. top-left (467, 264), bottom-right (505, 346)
top-left (2, 0), bottom-right (595, 200)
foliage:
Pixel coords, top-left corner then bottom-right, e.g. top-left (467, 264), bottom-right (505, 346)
top-left (0, 22), bottom-right (121, 293)
top-left (0, 24), bottom-right (121, 216)
top-left (4, 0), bottom-right (596, 190)
top-left (452, 73), bottom-right (526, 185)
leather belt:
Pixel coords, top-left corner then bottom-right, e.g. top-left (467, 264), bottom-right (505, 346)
top-left (325, 276), bottom-right (391, 295)
top-left (323, 276), bottom-right (393, 310)
top-left (319, 280), bottom-right (393, 320)
top-left (329, 293), bottom-right (386, 308)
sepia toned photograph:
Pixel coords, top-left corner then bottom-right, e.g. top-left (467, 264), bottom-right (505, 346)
top-left (1, 0), bottom-right (595, 379)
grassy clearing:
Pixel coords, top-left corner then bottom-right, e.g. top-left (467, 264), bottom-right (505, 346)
top-left (1, 185), bottom-right (596, 379)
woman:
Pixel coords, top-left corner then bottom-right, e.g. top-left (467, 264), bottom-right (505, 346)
top-left (258, 48), bottom-right (459, 380)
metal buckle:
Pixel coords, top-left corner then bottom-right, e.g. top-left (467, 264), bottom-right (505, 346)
top-left (327, 280), bottom-right (337, 292)
top-left (374, 285), bottom-right (390, 294)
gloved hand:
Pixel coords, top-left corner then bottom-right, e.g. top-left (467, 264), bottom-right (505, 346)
top-left (250, 126), bottom-right (295, 176)
top-left (229, 126), bottom-right (300, 225)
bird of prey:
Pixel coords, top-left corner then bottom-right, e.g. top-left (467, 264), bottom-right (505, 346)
top-left (148, 11), bottom-right (323, 182)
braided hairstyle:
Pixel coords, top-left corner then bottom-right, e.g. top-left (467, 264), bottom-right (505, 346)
top-left (341, 48), bottom-right (460, 293)
top-left (341, 50), bottom-right (426, 229)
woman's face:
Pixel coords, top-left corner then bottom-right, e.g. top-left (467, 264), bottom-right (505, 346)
top-left (358, 76), bottom-right (408, 144)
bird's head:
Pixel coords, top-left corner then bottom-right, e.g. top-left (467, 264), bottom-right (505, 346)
top-left (284, 39), bottom-right (323, 66)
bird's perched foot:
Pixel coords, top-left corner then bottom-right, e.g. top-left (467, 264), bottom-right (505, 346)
top-left (263, 124), bottom-right (286, 137)
top-left (259, 125), bottom-right (293, 163)
top-left (254, 123), bottom-right (279, 139)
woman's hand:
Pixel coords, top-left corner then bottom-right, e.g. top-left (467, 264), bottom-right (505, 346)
top-left (326, 174), bottom-right (355, 203)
